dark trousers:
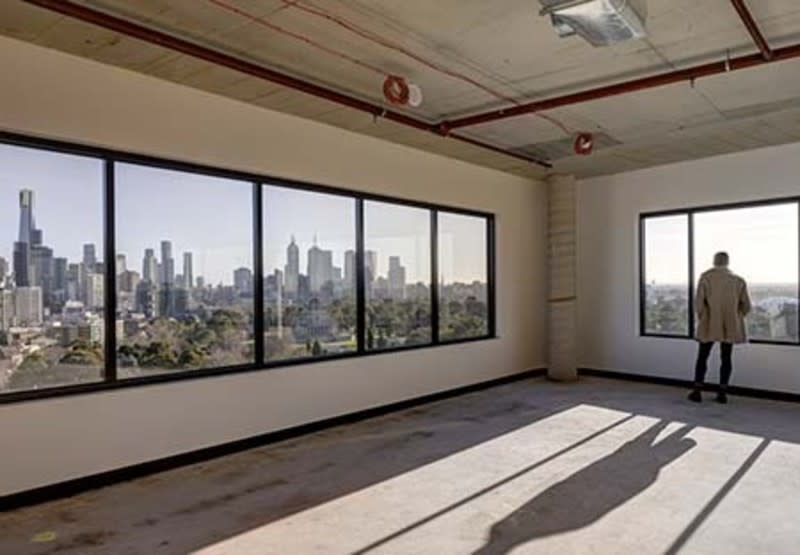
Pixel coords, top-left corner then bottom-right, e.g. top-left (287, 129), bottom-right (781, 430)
top-left (694, 342), bottom-right (733, 388)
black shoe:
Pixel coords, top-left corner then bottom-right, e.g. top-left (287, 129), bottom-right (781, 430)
top-left (688, 389), bottom-right (702, 403)
top-left (716, 391), bottom-right (728, 404)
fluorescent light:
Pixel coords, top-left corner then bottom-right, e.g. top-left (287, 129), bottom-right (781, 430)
top-left (539, 0), bottom-right (647, 46)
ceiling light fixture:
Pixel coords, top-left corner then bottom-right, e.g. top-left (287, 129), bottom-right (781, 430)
top-left (539, 0), bottom-right (647, 46)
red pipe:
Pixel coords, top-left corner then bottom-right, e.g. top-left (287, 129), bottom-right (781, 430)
top-left (730, 0), bottom-right (773, 60)
top-left (21, 0), bottom-right (552, 168)
top-left (442, 42), bottom-right (800, 131)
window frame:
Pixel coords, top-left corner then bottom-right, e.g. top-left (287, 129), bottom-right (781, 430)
top-left (640, 198), bottom-right (800, 346)
top-left (0, 131), bottom-right (496, 404)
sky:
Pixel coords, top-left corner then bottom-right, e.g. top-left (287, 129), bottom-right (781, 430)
top-left (1, 143), bottom-right (488, 288)
top-left (645, 203), bottom-right (799, 286)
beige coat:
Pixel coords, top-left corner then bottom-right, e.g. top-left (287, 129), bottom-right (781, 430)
top-left (695, 267), bottom-right (751, 344)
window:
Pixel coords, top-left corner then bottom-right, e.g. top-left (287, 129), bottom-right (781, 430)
top-left (364, 201), bottom-right (432, 350)
top-left (642, 215), bottom-right (689, 336)
top-left (694, 203), bottom-right (798, 343)
top-left (0, 143), bottom-right (105, 392)
top-left (641, 200), bottom-right (800, 344)
top-left (115, 163), bottom-right (254, 376)
top-left (438, 212), bottom-right (490, 341)
top-left (263, 185), bottom-right (356, 361)
top-left (0, 133), bottom-right (495, 402)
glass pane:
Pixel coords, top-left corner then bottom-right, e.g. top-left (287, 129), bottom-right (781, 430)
top-left (364, 201), bottom-right (431, 350)
top-left (0, 144), bottom-right (104, 392)
top-left (115, 163), bottom-right (254, 377)
top-left (694, 203), bottom-right (798, 342)
top-left (263, 186), bottom-right (356, 361)
top-left (643, 215), bottom-right (689, 335)
top-left (438, 212), bottom-right (489, 340)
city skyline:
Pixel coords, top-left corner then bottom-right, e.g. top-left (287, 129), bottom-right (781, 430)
top-left (2, 143), bottom-right (489, 287)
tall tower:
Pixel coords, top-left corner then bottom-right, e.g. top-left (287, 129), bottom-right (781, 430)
top-left (115, 254), bottom-right (127, 275)
top-left (18, 189), bottom-right (35, 244)
top-left (14, 189), bottom-right (38, 287)
top-left (388, 256), bottom-right (407, 299)
top-left (182, 252), bottom-right (193, 291)
top-left (160, 240), bottom-right (174, 286)
top-left (0, 256), bottom-right (8, 286)
top-left (83, 243), bottom-right (97, 270)
top-left (307, 244), bottom-right (333, 294)
top-left (344, 250), bottom-right (355, 288)
top-left (284, 236), bottom-right (300, 295)
top-left (142, 248), bottom-right (158, 284)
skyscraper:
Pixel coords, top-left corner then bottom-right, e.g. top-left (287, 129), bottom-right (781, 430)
top-left (53, 257), bottom-right (68, 292)
top-left (388, 256), bottom-right (407, 299)
top-left (67, 263), bottom-right (82, 302)
top-left (83, 243), bottom-right (97, 269)
top-left (344, 250), bottom-right (355, 287)
top-left (14, 286), bottom-right (43, 326)
top-left (160, 241), bottom-right (174, 286)
top-left (0, 256), bottom-right (8, 285)
top-left (0, 288), bottom-right (13, 331)
top-left (13, 241), bottom-right (30, 287)
top-left (14, 190), bottom-right (38, 288)
top-left (234, 267), bottom-right (253, 295)
top-left (18, 189), bottom-right (36, 244)
top-left (308, 244), bottom-right (333, 293)
top-left (365, 250), bottom-right (377, 283)
top-left (85, 272), bottom-right (104, 310)
top-left (142, 248), bottom-right (158, 284)
top-left (116, 254), bottom-right (127, 275)
top-left (182, 252), bottom-right (193, 291)
top-left (284, 236), bottom-right (300, 295)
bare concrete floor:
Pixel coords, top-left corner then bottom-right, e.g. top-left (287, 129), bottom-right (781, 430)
top-left (2, 376), bottom-right (799, 554)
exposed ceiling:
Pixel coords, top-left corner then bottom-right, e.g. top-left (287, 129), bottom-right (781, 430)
top-left (3, 0), bottom-right (800, 180)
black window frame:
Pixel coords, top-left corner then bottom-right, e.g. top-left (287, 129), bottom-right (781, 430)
top-left (0, 131), bottom-right (497, 404)
top-left (640, 197), bottom-right (800, 346)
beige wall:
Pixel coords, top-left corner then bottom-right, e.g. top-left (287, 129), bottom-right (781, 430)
top-left (0, 37), bottom-right (547, 496)
top-left (578, 141), bottom-right (800, 395)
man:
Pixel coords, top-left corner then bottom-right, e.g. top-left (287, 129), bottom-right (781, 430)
top-left (689, 252), bottom-right (751, 404)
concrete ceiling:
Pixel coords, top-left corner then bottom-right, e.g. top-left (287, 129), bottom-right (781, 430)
top-left (3, 0), bottom-right (800, 180)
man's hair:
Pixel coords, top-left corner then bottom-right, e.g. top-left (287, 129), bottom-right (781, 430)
top-left (713, 251), bottom-right (730, 267)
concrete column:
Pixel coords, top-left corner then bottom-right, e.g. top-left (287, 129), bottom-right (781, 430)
top-left (547, 174), bottom-right (578, 381)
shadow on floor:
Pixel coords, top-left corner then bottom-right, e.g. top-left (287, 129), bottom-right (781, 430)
top-left (1, 377), bottom-right (793, 555)
top-left (0, 380), bottom-right (574, 554)
top-left (471, 420), bottom-right (696, 554)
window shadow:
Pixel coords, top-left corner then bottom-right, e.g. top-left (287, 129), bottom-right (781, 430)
top-left (472, 421), bottom-right (696, 555)
top-left (0, 379), bottom-right (580, 554)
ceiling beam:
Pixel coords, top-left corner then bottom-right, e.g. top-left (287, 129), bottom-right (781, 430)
top-left (21, 0), bottom-right (552, 169)
top-left (729, 0), bottom-right (773, 61)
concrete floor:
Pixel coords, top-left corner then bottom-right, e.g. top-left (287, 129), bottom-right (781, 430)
top-left (2, 377), bottom-right (799, 554)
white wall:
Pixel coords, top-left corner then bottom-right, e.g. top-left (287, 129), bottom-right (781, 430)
top-left (578, 142), bottom-right (800, 395)
top-left (0, 37), bottom-right (547, 496)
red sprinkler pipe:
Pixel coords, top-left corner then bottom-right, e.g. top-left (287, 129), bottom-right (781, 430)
top-left (21, 0), bottom-right (552, 168)
top-left (24, 0), bottom-right (552, 168)
top-left (729, 0), bottom-right (773, 60)
top-left (441, 41), bottom-right (800, 131)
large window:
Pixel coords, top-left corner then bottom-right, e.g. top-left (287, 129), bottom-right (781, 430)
top-left (641, 200), bottom-right (800, 344)
top-left (438, 212), bottom-right (490, 341)
top-left (263, 185), bottom-right (356, 361)
top-left (0, 133), bottom-right (495, 402)
top-left (364, 201), bottom-right (432, 350)
top-left (0, 144), bottom-right (105, 392)
top-left (642, 215), bottom-right (689, 336)
top-left (694, 203), bottom-right (798, 343)
top-left (115, 163), bottom-right (254, 377)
